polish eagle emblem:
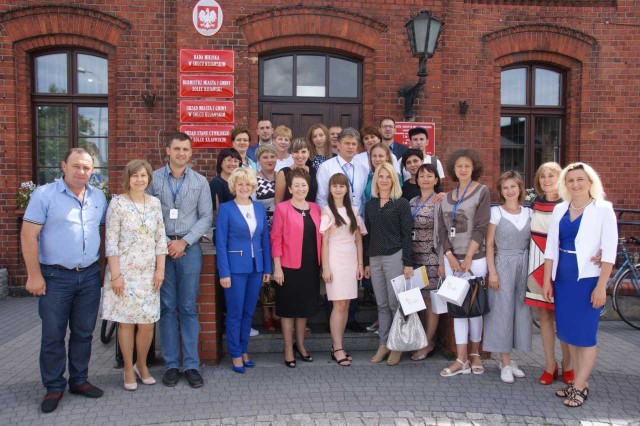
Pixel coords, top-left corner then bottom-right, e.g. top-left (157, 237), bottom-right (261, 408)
top-left (198, 7), bottom-right (218, 29)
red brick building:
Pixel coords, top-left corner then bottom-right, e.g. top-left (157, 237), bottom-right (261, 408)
top-left (1, 0), bottom-right (638, 361)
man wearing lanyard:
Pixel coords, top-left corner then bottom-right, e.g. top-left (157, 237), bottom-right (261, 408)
top-left (150, 132), bottom-right (213, 388)
top-left (21, 148), bottom-right (107, 413)
top-left (316, 127), bottom-right (368, 214)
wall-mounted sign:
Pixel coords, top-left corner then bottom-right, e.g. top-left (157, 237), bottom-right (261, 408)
top-left (395, 122), bottom-right (436, 156)
top-left (180, 125), bottom-right (234, 149)
top-left (179, 100), bottom-right (234, 123)
top-left (180, 50), bottom-right (234, 73)
top-left (180, 75), bottom-right (234, 98)
top-left (193, 0), bottom-right (223, 37)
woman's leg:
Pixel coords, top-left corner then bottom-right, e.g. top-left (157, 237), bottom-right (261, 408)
top-left (240, 272), bottom-right (263, 361)
top-left (538, 308), bottom-right (558, 373)
top-left (281, 317), bottom-right (295, 361)
top-left (330, 300), bottom-right (350, 364)
top-left (118, 323), bottom-right (135, 383)
top-left (134, 323), bottom-right (155, 378)
top-left (369, 256), bottom-right (390, 346)
top-left (446, 318), bottom-right (469, 372)
top-left (294, 318), bottom-right (310, 355)
top-left (573, 345), bottom-right (596, 391)
top-left (224, 273), bottom-right (249, 367)
top-left (468, 317), bottom-right (484, 372)
top-left (412, 296), bottom-right (435, 360)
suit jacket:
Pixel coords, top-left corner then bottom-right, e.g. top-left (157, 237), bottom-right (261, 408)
top-left (216, 200), bottom-right (272, 279)
top-left (391, 141), bottom-right (408, 161)
top-left (271, 200), bottom-right (322, 269)
top-left (545, 199), bottom-right (617, 280)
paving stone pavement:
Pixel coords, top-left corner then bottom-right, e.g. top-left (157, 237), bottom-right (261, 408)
top-left (1, 297), bottom-right (639, 425)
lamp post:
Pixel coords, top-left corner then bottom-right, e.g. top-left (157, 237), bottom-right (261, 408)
top-left (399, 11), bottom-right (443, 121)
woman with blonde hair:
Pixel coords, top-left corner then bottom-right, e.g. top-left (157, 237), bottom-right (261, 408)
top-left (363, 162), bottom-right (414, 366)
top-left (307, 123), bottom-right (333, 170)
top-left (103, 159), bottom-right (168, 390)
top-left (216, 167), bottom-right (272, 373)
top-left (542, 162), bottom-right (617, 407)
top-left (526, 162), bottom-right (574, 385)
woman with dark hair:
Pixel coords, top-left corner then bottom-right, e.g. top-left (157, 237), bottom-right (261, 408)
top-left (409, 163), bottom-right (443, 361)
top-left (320, 173), bottom-right (366, 366)
top-left (231, 126), bottom-right (257, 170)
top-left (210, 148), bottom-right (242, 214)
top-left (307, 123), bottom-right (333, 170)
top-left (271, 168), bottom-right (322, 368)
top-left (274, 138), bottom-right (318, 204)
top-left (438, 149), bottom-right (491, 377)
top-left (401, 149), bottom-right (425, 201)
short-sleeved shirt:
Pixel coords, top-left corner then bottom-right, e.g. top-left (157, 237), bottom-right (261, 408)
top-left (490, 206), bottom-right (532, 231)
top-left (23, 179), bottom-right (107, 269)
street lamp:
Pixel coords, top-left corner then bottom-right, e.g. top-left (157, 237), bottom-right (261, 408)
top-left (399, 11), bottom-right (443, 121)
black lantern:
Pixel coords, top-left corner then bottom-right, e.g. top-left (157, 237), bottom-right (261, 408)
top-left (400, 11), bottom-right (443, 121)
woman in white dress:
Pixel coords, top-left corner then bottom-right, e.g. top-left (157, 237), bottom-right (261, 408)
top-left (103, 160), bottom-right (168, 391)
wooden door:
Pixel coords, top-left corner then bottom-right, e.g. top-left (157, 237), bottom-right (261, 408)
top-left (261, 102), bottom-right (361, 137)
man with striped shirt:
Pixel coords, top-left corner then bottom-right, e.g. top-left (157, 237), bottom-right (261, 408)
top-left (150, 132), bottom-right (213, 388)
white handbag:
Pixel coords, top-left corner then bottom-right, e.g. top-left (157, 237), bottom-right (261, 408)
top-left (397, 278), bottom-right (426, 315)
top-left (430, 277), bottom-right (449, 314)
top-left (436, 272), bottom-right (471, 307)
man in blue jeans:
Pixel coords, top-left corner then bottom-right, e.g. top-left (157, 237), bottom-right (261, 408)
top-left (150, 132), bottom-right (213, 388)
top-left (21, 148), bottom-right (108, 413)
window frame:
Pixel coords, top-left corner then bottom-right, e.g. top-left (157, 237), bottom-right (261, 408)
top-left (31, 49), bottom-right (109, 184)
top-left (500, 63), bottom-right (566, 186)
top-left (259, 51), bottom-right (362, 103)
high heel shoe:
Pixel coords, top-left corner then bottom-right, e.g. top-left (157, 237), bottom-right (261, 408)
top-left (331, 347), bottom-right (351, 366)
top-left (123, 371), bottom-right (137, 391)
top-left (231, 364), bottom-right (246, 374)
top-left (386, 351), bottom-right (402, 366)
top-left (284, 357), bottom-right (296, 368)
top-left (562, 368), bottom-right (575, 384)
top-left (539, 363), bottom-right (558, 385)
top-left (293, 343), bottom-right (313, 362)
top-left (331, 345), bottom-right (352, 361)
top-left (370, 345), bottom-right (391, 363)
top-left (133, 364), bottom-right (156, 385)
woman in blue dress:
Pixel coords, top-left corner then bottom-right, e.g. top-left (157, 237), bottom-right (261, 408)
top-left (542, 162), bottom-right (617, 407)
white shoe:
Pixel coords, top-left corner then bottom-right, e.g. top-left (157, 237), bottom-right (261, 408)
top-left (509, 361), bottom-right (525, 378)
top-left (250, 328), bottom-right (259, 337)
top-left (500, 363), bottom-right (514, 383)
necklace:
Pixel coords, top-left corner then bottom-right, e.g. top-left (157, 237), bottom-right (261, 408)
top-left (129, 193), bottom-right (148, 233)
top-left (570, 198), bottom-right (593, 210)
top-left (292, 202), bottom-right (308, 216)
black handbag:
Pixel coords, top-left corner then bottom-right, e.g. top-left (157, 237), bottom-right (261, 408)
top-left (447, 277), bottom-right (490, 318)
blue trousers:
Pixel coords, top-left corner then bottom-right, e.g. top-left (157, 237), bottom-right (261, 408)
top-left (38, 263), bottom-right (101, 393)
top-left (224, 270), bottom-right (262, 358)
top-left (160, 243), bottom-right (202, 370)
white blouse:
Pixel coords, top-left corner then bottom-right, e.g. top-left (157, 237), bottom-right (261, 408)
top-left (490, 206), bottom-right (532, 231)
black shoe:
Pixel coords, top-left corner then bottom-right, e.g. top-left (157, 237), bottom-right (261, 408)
top-left (293, 343), bottom-right (313, 362)
top-left (69, 382), bottom-right (103, 398)
top-left (184, 369), bottom-right (204, 388)
top-left (162, 368), bottom-right (180, 387)
top-left (347, 320), bottom-right (366, 333)
top-left (40, 392), bottom-right (63, 413)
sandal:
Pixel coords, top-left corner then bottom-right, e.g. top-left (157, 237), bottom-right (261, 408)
top-left (411, 344), bottom-right (433, 361)
top-left (563, 387), bottom-right (588, 407)
top-left (469, 353), bottom-right (484, 375)
top-left (370, 345), bottom-right (391, 364)
top-left (555, 382), bottom-right (574, 398)
top-left (440, 359), bottom-right (471, 377)
top-left (331, 348), bottom-right (351, 366)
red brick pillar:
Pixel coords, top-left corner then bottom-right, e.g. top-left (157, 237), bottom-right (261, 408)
top-left (197, 242), bottom-right (221, 364)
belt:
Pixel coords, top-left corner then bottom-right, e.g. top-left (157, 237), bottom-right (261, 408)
top-left (167, 235), bottom-right (185, 240)
top-left (559, 248), bottom-right (577, 254)
top-left (497, 249), bottom-right (526, 255)
top-left (45, 261), bottom-right (98, 272)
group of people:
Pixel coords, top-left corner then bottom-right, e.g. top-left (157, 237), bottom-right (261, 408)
top-left (22, 116), bottom-right (617, 414)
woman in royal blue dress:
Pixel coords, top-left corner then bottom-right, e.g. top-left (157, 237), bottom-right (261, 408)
top-left (542, 162), bottom-right (617, 407)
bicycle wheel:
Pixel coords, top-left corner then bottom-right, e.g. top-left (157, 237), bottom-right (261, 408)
top-left (100, 319), bottom-right (117, 344)
top-left (613, 268), bottom-right (640, 331)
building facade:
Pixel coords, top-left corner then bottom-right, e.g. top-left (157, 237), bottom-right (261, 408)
top-left (1, 1), bottom-right (638, 358)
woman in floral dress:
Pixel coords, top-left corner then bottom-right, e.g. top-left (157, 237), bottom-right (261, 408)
top-left (102, 159), bottom-right (168, 391)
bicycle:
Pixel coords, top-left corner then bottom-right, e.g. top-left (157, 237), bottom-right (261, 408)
top-left (100, 319), bottom-right (117, 344)
top-left (603, 236), bottom-right (640, 330)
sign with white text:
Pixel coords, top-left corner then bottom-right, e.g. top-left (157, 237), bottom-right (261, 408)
top-left (180, 75), bottom-right (234, 98)
top-left (180, 49), bottom-right (234, 73)
top-left (395, 122), bottom-right (436, 155)
top-left (179, 100), bottom-right (234, 123)
top-left (180, 125), bottom-right (234, 149)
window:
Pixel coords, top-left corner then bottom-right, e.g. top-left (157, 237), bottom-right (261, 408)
top-left (261, 53), bottom-right (361, 101)
top-left (32, 50), bottom-right (108, 184)
top-left (500, 65), bottom-right (565, 185)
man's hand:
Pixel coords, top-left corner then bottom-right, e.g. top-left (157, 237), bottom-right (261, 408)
top-left (168, 239), bottom-right (188, 259)
top-left (26, 275), bottom-right (46, 296)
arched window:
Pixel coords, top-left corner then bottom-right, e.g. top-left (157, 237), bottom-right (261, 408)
top-left (32, 50), bottom-right (108, 184)
top-left (500, 64), bottom-right (565, 185)
top-left (260, 53), bottom-right (361, 101)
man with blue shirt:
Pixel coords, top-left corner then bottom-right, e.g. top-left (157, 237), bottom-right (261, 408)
top-left (247, 118), bottom-right (274, 162)
top-left (380, 117), bottom-right (408, 162)
top-left (150, 132), bottom-right (213, 389)
top-left (21, 148), bottom-right (108, 413)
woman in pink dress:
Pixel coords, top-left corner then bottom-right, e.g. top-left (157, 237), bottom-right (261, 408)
top-left (321, 173), bottom-right (366, 366)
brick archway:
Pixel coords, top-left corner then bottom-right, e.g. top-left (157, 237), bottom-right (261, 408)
top-left (238, 5), bottom-right (388, 128)
top-left (482, 24), bottom-right (598, 164)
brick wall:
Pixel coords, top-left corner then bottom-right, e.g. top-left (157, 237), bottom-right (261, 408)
top-left (0, 0), bottom-right (638, 360)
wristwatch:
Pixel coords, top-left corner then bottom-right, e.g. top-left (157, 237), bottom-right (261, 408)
top-left (444, 249), bottom-right (453, 257)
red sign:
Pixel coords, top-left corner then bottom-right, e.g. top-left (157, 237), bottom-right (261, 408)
top-left (180, 75), bottom-right (234, 98)
top-left (180, 49), bottom-right (234, 73)
top-left (179, 100), bottom-right (234, 123)
top-left (180, 125), bottom-right (234, 149)
top-left (395, 122), bottom-right (436, 156)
